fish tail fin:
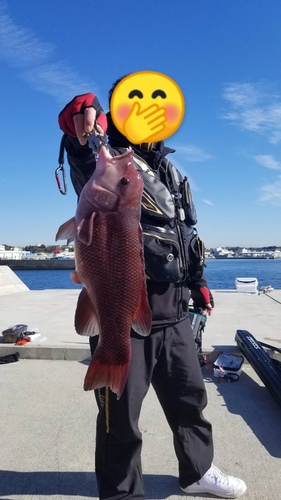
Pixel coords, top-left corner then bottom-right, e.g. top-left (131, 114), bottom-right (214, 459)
top-left (132, 280), bottom-right (152, 336)
top-left (84, 355), bottom-right (130, 399)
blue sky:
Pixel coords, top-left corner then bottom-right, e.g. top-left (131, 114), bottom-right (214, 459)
top-left (1, 0), bottom-right (281, 248)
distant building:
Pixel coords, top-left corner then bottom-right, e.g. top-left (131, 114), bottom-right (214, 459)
top-left (236, 248), bottom-right (274, 259)
top-left (212, 247), bottom-right (235, 258)
top-left (0, 245), bottom-right (28, 260)
top-left (273, 249), bottom-right (281, 258)
top-left (205, 248), bottom-right (215, 259)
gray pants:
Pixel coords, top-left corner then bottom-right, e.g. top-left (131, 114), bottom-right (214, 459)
top-left (90, 317), bottom-right (214, 500)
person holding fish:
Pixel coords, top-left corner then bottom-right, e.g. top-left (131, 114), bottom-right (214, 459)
top-left (57, 75), bottom-right (246, 499)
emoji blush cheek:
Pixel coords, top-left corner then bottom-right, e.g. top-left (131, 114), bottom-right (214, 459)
top-left (165, 104), bottom-right (181, 122)
top-left (115, 103), bottom-right (132, 121)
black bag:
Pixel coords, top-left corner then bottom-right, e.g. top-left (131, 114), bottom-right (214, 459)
top-left (133, 153), bottom-right (205, 284)
top-left (2, 324), bottom-right (28, 343)
top-left (186, 228), bottom-right (206, 281)
top-left (179, 175), bottom-right (198, 226)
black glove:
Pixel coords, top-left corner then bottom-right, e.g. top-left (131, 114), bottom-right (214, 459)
top-left (190, 287), bottom-right (214, 312)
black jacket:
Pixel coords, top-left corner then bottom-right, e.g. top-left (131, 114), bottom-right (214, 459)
top-left (62, 112), bottom-right (209, 326)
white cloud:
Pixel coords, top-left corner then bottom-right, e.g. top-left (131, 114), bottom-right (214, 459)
top-left (22, 63), bottom-right (95, 102)
top-left (0, 4), bottom-right (53, 67)
top-left (223, 82), bottom-right (281, 144)
top-left (0, 3), bottom-right (96, 102)
top-left (254, 155), bottom-right (281, 170)
top-left (203, 199), bottom-right (214, 206)
top-left (223, 83), bottom-right (261, 108)
top-left (173, 145), bottom-right (212, 162)
top-left (259, 175), bottom-right (281, 205)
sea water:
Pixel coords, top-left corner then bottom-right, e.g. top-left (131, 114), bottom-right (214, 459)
top-left (14, 259), bottom-right (281, 290)
top-left (204, 258), bottom-right (281, 290)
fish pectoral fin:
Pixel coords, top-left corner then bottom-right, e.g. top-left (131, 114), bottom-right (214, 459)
top-left (132, 282), bottom-right (152, 337)
top-left (77, 212), bottom-right (97, 245)
top-left (56, 217), bottom-right (76, 243)
top-left (75, 288), bottom-right (99, 336)
top-left (71, 270), bottom-right (81, 284)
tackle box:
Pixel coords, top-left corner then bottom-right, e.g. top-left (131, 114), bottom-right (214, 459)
top-left (1, 324), bottom-right (28, 343)
top-left (213, 351), bottom-right (244, 379)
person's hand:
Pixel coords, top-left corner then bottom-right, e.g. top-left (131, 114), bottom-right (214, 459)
top-left (58, 93), bottom-right (107, 145)
top-left (199, 287), bottom-right (214, 316)
top-left (201, 303), bottom-right (213, 317)
top-left (72, 107), bottom-right (101, 146)
top-left (190, 287), bottom-right (214, 316)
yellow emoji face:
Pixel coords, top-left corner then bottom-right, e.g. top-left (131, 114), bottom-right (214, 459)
top-left (110, 71), bottom-right (185, 144)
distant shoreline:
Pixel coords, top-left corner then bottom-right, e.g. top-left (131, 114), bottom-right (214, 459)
top-left (207, 256), bottom-right (277, 260)
top-left (0, 259), bottom-right (75, 270)
top-left (1, 255), bottom-right (280, 271)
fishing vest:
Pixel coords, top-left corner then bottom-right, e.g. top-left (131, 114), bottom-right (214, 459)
top-left (132, 153), bottom-right (205, 284)
top-left (57, 134), bottom-right (205, 285)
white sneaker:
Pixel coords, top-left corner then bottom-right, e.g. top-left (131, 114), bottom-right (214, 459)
top-left (180, 465), bottom-right (247, 498)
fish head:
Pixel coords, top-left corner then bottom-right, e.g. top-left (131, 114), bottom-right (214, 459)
top-left (75, 146), bottom-right (143, 245)
top-left (85, 146), bottom-right (143, 211)
top-left (111, 148), bottom-right (144, 209)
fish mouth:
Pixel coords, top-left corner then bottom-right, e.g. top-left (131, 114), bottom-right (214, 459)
top-left (110, 147), bottom-right (134, 164)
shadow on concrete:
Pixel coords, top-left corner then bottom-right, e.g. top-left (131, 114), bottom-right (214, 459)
top-left (0, 470), bottom-right (98, 498)
top-left (0, 470), bottom-right (181, 499)
top-left (144, 473), bottom-right (180, 498)
top-left (79, 357), bottom-right (91, 366)
top-left (202, 357), bottom-right (281, 458)
top-left (208, 344), bottom-right (241, 354)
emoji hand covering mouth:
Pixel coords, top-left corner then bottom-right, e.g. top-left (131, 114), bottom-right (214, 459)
top-left (110, 71), bottom-right (185, 144)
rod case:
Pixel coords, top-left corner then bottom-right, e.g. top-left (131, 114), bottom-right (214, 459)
top-left (235, 329), bottom-right (281, 408)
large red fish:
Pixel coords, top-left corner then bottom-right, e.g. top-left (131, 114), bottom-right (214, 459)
top-left (56, 146), bottom-right (151, 398)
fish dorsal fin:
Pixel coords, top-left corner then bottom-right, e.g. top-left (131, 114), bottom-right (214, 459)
top-left (132, 225), bottom-right (151, 336)
top-left (132, 280), bottom-right (152, 337)
top-left (56, 217), bottom-right (76, 244)
top-left (75, 287), bottom-right (100, 336)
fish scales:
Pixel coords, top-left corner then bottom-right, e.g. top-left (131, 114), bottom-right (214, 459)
top-left (76, 210), bottom-right (145, 366)
top-left (56, 146), bottom-right (152, 398)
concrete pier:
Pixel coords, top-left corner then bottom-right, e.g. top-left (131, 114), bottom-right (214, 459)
top-left (1, 272), bottom-right (281, 499)
top-left (0, 265), bottom-right (29, 295)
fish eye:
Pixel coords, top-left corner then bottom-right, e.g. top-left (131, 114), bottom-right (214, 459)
top-left (151, 89), bottom-right (167, 99)
top-left (128, 89), bottom-right (143, 99)
top-left (120, 177), bottom-right (130, 185)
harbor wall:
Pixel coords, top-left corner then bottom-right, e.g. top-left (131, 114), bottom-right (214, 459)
top-left (0, 259), bottom-right (75, 270)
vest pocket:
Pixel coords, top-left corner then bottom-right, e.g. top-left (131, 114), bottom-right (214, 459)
top-left (142, 225), bottom-right (184, 282)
